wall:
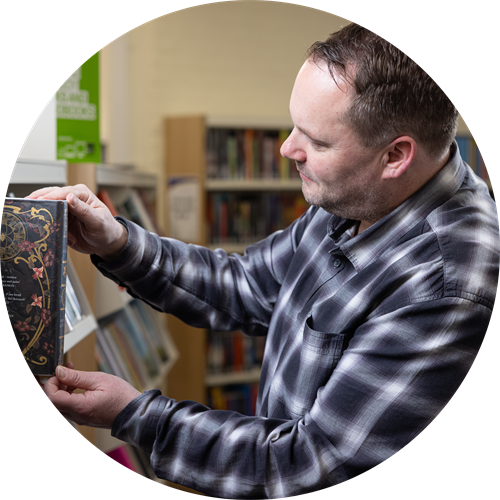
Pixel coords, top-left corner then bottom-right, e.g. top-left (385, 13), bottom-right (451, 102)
top-left (99, 2), bottom-right (348, 222)
top-left (99, 1), bottom-right (469, 229)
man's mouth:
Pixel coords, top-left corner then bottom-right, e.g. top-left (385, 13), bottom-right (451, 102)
top-left (296, 162), bottom-right (315, 183)
top-left (299, 171), bottom-right (313, 182)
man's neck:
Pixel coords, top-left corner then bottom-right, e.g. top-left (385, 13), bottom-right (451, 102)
top-left (357, 146), bottom-right (452, 234)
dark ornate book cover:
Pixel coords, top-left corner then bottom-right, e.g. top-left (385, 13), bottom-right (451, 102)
top-left (1, 198), bottom-right (68, 376)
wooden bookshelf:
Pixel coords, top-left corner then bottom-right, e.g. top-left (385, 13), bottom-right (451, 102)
top-left (164, 115), bottom-right (304, 413)
top-left (75, 163), bottom-right (177, 469)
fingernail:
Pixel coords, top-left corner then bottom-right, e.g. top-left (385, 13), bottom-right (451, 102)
top-left (57, 366), bottom-right (67, 379)
top-left (68, 194), bottom-right (77, 207)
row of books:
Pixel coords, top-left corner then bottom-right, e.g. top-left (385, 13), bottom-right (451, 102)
top-left (207, 192), bottom-right (309, 245)
top-left (206, 127), bottom-right (299, 180)
top-left (98, 188), bottom-right (164, 236)
top-left (207, 330), bottom-right (266, 375)
top-left (96, 299), bottom-right (171, 391)
top-left (208, 382), bottom-right (259, 416)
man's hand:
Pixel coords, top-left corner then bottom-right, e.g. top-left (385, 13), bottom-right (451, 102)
top-left (28, 184), bottom-right (128, 261)
top-left (43, 366), bottom-right (142, 428)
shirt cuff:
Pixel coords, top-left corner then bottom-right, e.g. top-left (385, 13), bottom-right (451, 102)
top-left (90, 216), bottom-right (159, 285)
top-left (111, 389), bottom-right (164, 452)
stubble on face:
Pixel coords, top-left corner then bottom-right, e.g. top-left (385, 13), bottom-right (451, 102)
top-left (295, 157), bottom-right (391, 224)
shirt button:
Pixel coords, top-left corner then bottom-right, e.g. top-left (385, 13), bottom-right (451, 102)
top-left (333, 258), bottom-right (341, 267)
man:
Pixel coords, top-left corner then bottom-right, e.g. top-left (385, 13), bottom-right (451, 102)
top-left (31, 23), bottom-right (498, 498)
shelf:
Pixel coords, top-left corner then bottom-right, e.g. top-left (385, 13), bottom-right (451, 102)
top-left (95, 271), bottom-right (133, 319)
top-left (207, 243), bottom-right (249, 254)
top-left (206, 115), bottom-right (292, 130)
top-left (206, 367), bottom-right (262, 387)
top-left (96, 164), bottom-right (157, 188)
top-left (64, 257), bottom-right (98, 352)
top-left (64, 315), bottom-right (98, 353)
top-left (11, 159), bottom-right (67, 186)
top-left (205, 178), bottom-right (302, 191)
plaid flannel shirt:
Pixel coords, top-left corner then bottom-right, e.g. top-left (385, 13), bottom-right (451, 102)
top-left (94, 143), bottom-right (498, 498)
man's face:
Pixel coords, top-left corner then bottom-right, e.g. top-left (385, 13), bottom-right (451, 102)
top-left (281, 59), bottom-right (390, 225)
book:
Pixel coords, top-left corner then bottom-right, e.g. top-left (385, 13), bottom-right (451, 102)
top-left (97, 189), bottom-right (119, 217)
top-left (1, 197), bottom-right (68, 376)
top-left (208, 382), bottom-right (259, 415)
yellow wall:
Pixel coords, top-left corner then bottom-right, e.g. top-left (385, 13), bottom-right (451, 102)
top-left (100, 2), bottom-right (348, 174)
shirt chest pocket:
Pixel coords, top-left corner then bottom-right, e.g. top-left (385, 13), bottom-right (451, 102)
top-left (277, 316), bottom-right (346, 419)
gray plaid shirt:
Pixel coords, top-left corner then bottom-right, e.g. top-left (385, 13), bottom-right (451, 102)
top-left (95, 143), bottom-right (498, 498)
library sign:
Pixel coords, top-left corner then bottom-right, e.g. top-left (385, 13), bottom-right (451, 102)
top-left (56, 53), bottom-right (100, 163)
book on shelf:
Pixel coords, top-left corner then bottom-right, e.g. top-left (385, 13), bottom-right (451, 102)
top-left (206, 127), bottom-right (298, 180)
top-left (207, 192), bottom-right (308, 246)
top-left (97, 189), bottom-right (119, 217)
top-left (96, 299), bottom-right (173, 391)
top-left (1, 197), bottom-right (68, 375)
top-left (98, 188), bottom-right (164, 236)
top-left (206, 330), bottom-right (265, 376)
top-left (208, 382), bottom-right (259, 416)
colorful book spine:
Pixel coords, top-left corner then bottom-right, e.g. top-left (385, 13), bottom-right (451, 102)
top-left (206, 127), bottom-right (295, 180)
top-left (206, 330), bottom-right (265, 374)
top-left (207, 192), bottom-right (308, 245)
top-left (96, 300), bottom-right (172, 390)
top-left (208, 382), bottom-right (259, 416)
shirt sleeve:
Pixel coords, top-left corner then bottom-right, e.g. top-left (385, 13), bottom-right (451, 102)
top-left (92, 211), bottom-right (314, 336)
top-left (110, 294), bottom-right (491, 498)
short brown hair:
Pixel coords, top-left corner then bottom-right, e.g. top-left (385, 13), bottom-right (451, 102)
top-left (308, 23), bottom-right (458, 158)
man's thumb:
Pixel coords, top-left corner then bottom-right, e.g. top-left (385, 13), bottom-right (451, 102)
top-left (56, 366), bottom-right (96, 390)
top-left (56, 365), bottom-right (67, 379)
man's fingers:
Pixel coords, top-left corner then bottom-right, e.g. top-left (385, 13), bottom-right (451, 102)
top-left (27, 184), bottom-right (96, 205)
top-left (27, 186), bottom-right (61, 199)
top-left (66, 192), bottom-right (96, 224)
top-left (28, 185), bottom-right (77, 201)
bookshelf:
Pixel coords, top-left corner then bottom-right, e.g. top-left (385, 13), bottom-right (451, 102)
top-left (63, 257), bottom-right (98, 352)
top-left (164, 115), bottom-right (307, 414)
top-left (77, 164), bottom-right (179, 473)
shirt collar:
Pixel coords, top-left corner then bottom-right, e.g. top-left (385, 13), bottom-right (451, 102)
top-left (327, 141), bottom-right (465, 273)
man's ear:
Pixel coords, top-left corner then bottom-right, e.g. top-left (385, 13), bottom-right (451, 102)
top-left (381, 136), bottom-right (417, 180)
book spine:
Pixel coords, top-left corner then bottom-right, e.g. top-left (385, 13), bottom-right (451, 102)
top-left (55, 201), bottom-right (68, 370)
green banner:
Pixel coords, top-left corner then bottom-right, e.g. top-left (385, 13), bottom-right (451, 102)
top-left (56, 52), bottom-right (100, 163)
